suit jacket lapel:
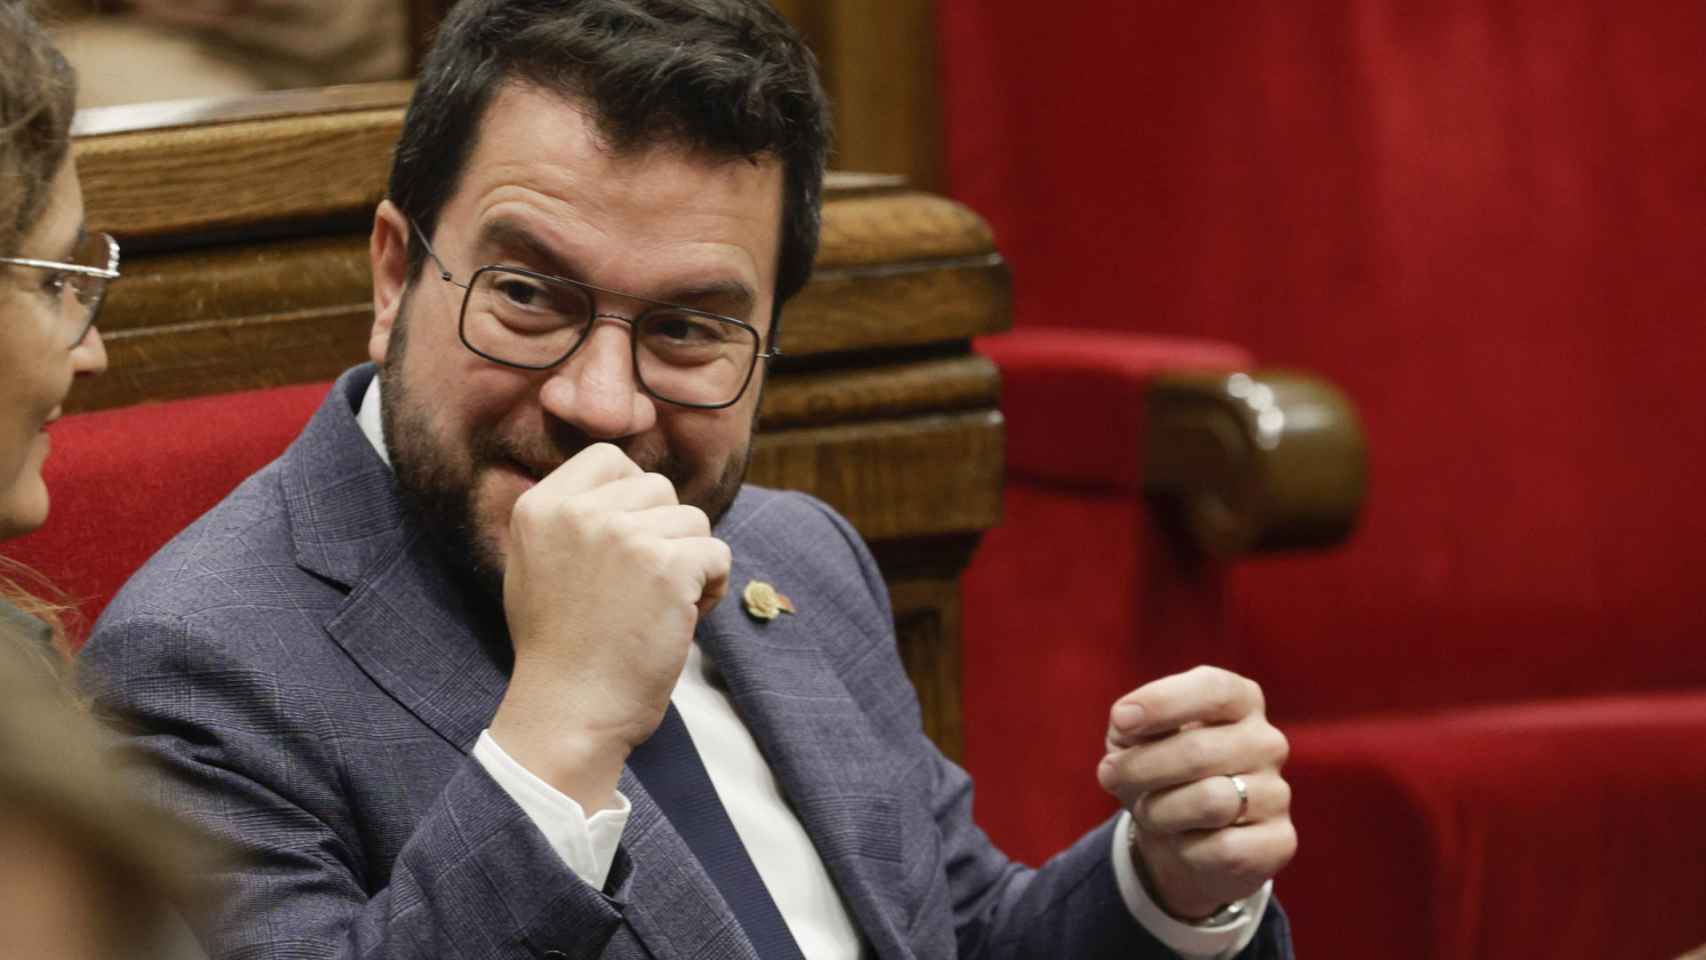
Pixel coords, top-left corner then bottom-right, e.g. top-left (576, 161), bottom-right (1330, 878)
top-left (283, 367), bottom-right (511, 751)
top-left (695, 548), bottom-right (913, 960)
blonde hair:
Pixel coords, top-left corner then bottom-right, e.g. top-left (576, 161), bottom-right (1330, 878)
top-left (0, 555), bottom-right (75, 666)
top-left (0, 0), bottom-right (78, 258)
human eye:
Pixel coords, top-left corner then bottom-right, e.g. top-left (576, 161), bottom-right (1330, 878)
top-left (38, 270), bottom-right (70, 299)
top-left (492, 274), bottom-right (548, 309)
top-left (640, 311), bottom-right (740, 363)
top-left (477, 271), bottom-right (583, 334)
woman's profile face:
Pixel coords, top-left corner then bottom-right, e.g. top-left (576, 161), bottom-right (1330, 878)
top-left (0, 157), bottom-right (107, 540)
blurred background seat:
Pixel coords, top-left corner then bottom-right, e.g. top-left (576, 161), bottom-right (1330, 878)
top-left (938, 1), bottom-right (1706, 957)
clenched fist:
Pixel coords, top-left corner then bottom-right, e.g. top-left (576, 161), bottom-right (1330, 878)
top-left (1098, 666), bottom-right (1297, 921)
top-left (489, 443), bottom-right (731, 813)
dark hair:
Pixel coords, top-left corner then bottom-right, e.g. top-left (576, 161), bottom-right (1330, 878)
top-left (388, 0), bottom-right (832, 331)
top-left (0, 1), bottom-right (78, 258)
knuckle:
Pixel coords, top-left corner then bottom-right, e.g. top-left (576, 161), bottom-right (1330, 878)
top-left (1244, 677), bottom-right (1266, 712)
top-left (682, 504), bottom-right (711, 535)
top-left (642, 471), bottom-right (679, 503)
top-left (1266, 726), bottom-right (1291, 767)
top-left (1134, 792), bottom-right (1164, 830)
top-left (1272, 776), bottom-right (1294, 815)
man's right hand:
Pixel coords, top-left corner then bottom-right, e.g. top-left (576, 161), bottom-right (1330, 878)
top-left (487, 443), bottom-right (731, 812)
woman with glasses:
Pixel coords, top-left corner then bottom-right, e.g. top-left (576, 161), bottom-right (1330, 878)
top-left (1, 1), bottom-right (112, 563)
top-left (0, 5), bottom-right (200, 959)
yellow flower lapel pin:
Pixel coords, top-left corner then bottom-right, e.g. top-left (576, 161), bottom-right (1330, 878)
top-left (742, 580), bottom-right (796, 622)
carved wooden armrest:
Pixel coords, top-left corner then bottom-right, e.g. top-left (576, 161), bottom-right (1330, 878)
top-left (1143, 369), bottom-right (1367, 558)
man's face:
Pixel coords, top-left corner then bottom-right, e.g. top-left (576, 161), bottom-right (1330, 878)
top-left (368, 83), bottom-right (784, 595)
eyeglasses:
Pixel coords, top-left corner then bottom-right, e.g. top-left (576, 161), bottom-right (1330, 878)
top-left (411, 221), bottom-right (778, 410)
top-left (0, 231), bottom-right (121, 348)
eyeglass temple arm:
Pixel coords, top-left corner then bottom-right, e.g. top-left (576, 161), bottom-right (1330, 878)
top-left (409, 217), bottom-right (469, 288)
top-left (0, 256), bottom-right (120, 280)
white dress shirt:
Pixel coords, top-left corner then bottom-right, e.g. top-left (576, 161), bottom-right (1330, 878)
top-left (357, 377), bottom-right (1268, 959)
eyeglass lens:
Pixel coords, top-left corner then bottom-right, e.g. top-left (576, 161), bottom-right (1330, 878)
top-left (63, 232), bottom-right (116, 345)
top-left (461, 267), bottom-right (760, 407)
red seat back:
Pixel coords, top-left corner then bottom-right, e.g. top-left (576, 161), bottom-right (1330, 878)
top-left (7, 383), bottom-right (329, 643)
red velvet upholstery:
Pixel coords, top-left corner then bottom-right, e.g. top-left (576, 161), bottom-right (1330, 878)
top-left (1285, 694), bottom-right (1706, 959)
top-left (7, 383), bottom-right (329, 638)
top-left (942, 2), bottom-right (1706, 956)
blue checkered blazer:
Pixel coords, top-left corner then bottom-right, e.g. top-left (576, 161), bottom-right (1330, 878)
top-left (83, 366), bottom-right (1291, 960)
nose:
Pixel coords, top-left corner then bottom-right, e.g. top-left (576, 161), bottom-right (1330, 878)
top-left (537, 319), bottom-right (657, 439)
top-left (71, 324), bottom-right (108, 377)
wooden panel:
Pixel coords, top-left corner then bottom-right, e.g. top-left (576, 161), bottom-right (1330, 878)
top-left (77, 107), bottom-right (404, 241)
top-left (758, 354), bottom-right (998, 430)
top-left (774, 0), bottom-right (943, 192)
top-left (788, 256), bottom-right (1008, 354)
top-left (890, 575), bottom-right (965, 761)
top-left (749, 410), bottom-right (1004, 541)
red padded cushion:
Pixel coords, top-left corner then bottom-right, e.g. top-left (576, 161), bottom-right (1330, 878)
top-left (978, 329), bottom-right (1251, 494)
top-left (1284, 693), bottom-right (1706, 960)
top-left (7, 383), bottom-right (330, 641)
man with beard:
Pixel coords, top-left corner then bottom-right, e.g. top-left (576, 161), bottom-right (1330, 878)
top-left (82, 1), bottom-right (1297, 958)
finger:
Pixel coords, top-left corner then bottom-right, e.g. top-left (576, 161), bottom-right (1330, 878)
top-left (626, 503), bottom-right (713, 540)
top-left (696, 546), bottom-right (732, 617)
top-left (669, 537), bottom-right (733, 616)
top-left (1099, 718), bottom-right (1289, 803)
top-left (1134, 771), bottom-right (1292, 835)
top-left (575, 471), bottom-right (681, 513)
top-left (536, 442), bottom-right (644, 497)
top-left (1106, 666), bottom-right (1265, 748)
top-left (1170, 817), bottom-right (1298, 892)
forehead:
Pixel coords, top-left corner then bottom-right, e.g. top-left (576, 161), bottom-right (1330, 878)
top-left (444, 83), bottom-right (785, 299)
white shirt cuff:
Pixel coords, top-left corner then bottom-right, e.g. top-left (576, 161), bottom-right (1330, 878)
top-left (1109, 810), bottom-right (1272, 959)
top-left (472, 729), bottom-right (630, 891)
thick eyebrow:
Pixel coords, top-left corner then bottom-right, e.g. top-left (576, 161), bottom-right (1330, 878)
top-left (474, 217), bottom-right (756, 315)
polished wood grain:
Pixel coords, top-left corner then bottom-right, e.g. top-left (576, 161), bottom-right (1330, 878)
top-left (773, 0), bottom-right (943, 192)
top-left (77, 107), bottom-right (403, 241)
top-left (1145, 370), bottom-right (1367, 556)
top-left (750, 411), bottom-right (1004, 542)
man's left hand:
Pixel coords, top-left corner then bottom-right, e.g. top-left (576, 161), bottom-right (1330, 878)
top-left (1098, 666), bottom-right (1297, 921)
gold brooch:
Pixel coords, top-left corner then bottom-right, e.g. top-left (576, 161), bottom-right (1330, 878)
top-left (742, 580), bottom-right (796, 621)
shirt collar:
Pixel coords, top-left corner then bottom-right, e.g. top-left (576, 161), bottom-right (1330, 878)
top-left (355, 374), bottom-right (391, 468)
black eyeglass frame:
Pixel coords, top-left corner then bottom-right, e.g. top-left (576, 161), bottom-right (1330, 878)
top-left (0, 232), bottom-right (121, 348)
top-left (411, 220), bottom-right (780, 410)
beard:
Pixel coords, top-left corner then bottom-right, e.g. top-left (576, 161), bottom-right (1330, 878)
top-left (377, 293), bottom-right (753, 604)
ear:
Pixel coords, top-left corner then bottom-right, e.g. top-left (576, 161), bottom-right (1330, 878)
top-left (369, 200), bottom-right (412, 366)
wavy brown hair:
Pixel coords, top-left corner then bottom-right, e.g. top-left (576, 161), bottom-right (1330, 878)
top-left (0, 0), bottom-right (78, 259)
